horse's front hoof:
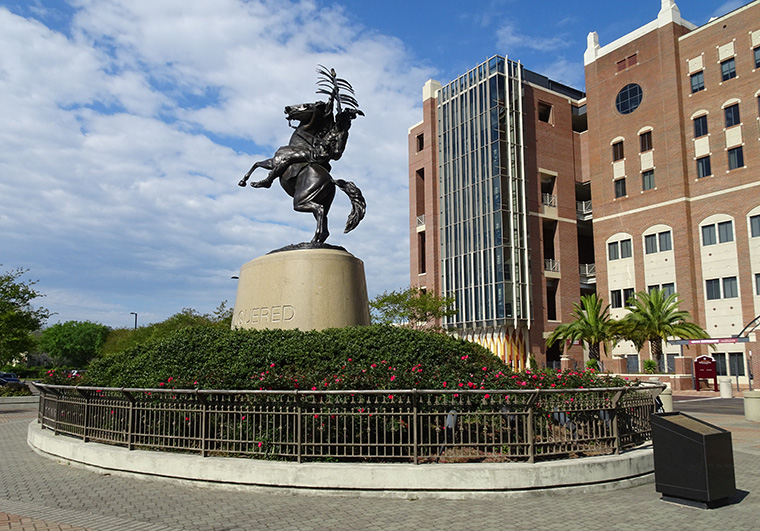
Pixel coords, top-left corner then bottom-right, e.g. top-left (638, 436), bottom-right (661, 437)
top-left (238, 180), bottom-right (247, 187)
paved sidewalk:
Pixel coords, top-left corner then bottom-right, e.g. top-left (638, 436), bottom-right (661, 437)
top-left (1, 404), bottom-right (758, 531)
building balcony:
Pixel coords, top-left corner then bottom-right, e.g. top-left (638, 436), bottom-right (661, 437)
top-left (576, 200), bottom-right (592, 221)
top-left (579, 263), bottom-right (596, 284)
top-left (541, 193), bottom-right (557, 207)
top-left (416, 214), bottom-right (425, 230)
top-left (544, 259), bottom-right (560, 279)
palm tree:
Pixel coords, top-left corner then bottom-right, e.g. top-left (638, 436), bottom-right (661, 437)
top-left (622, 288), bottom-right (710, 368)
top-left (546, 294), bottom-right (620, 360)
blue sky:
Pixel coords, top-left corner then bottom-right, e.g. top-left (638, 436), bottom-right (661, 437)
top-left (0, 0), bottom-right (744, 328)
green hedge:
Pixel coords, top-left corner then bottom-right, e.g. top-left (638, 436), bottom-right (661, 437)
top-left (81, 325), bottom-right (505, 390)
top-left (77, 325), bottom-right (630, 391)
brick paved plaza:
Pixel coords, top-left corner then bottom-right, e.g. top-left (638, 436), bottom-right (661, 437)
top-left (1, 400), bottom-right (758, 530)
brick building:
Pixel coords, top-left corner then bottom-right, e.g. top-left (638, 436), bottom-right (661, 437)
top-left (409, 57), bottom-right (589, 370)
top-left (585, 0), bottom-right (760, 383)
top-left (409, 0), bottom-right (760, 383)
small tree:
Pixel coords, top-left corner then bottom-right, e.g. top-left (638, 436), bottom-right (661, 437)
top-left (369, 287), bottom-right (456, 330)
top-left (546, 294), bottom-right (620, 360)
top-left (0, 267), bottom-right (50, 365)
top-left (622, 289), bottom-right (710, 368)
top-left (40, 321), bottom-right (110, 367)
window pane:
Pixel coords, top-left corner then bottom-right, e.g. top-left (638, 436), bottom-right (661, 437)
top-left (612, 141), bottom-right (624, 161)
top-left (648, 284), bottom-right (658, 294)
top-left (751, 215), bottom-right (760, 238)
top-left (725, 104), bottom-right (740, 127)
top-left (728, 353), bottom-right (745, 376)
top-left (728, 146), bottom-right (744, 170)
top-left (642, 170), bottom-right (655, 191)
top-left (614, 178), bottom-right (626, 198)
top-left (756, 273), bottom-right (760, 296)
top-left (645, 234), bottom-right (657, 254)
top-left (610, 290), bottom-right (622, 308)
top-left (623, 288), bottom-right (635, 305)
top-left (615, 83), bottom-right (643, 114)
top-left (662, 283), bottom-right (675, 297)
top-left (715, 354), bottom-right (727, 376)
top-left (702, 224), bottom-right (716, 245)
top-left (659, 231), bottom-right (672, 251)
top-left (608, 241), bottom-right (619, 260)
top-left (697, 156), bottom-right (711, 178)
top-left (718, 221), bottom-right (733, 243)
top-left (721, 58), bottom-right (736, 81)
top-left (640, 131), bottom-right (652, 152)
top-left (755, 47), bottom-right (760, 69)
top-left (723, 276), bottom-right (738, 298)
top-left (690, 71), bottom-right (704, 93)
top-left (620, 239), bottom-right (632, 258)
top-left (706, 278), bottom-right (721, 300)
top-left (693, 115), bottom-right (708, 137)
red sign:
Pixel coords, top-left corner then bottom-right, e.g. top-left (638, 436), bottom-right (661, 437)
top-left (693, 355), bottom-right (718, 392)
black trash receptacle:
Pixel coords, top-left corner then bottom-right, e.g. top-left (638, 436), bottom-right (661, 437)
top-left (651, 412), bottom-right (736, 508)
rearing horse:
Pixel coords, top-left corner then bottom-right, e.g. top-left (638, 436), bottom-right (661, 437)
top-left (238, 67), bottom-right (365, 244)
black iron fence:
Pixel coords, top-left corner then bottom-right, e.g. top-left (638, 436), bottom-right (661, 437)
top-left (34, 383), bottom-right (663, 464)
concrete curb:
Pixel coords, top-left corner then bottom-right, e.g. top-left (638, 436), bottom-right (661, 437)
top-left (28, 421), bottom-right (654, 499)
top-left (0, 395), bottom-right (39, 408)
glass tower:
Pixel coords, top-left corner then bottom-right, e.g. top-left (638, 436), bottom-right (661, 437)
top-left (438, 56), bottom-right (530, 331)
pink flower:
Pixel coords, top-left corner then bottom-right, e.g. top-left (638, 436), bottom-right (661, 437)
top-left (158, 382), bottom-right (165, 387)
top-left (311, 386), bottom-right (317, 391)
top-left (458, 382), bottom-right (464, 387)
top-left (387, 394), bottom-right (394, 400)
top-left (314, 414), bottom-right (319, 418)
top-left (110, 410), bottom-right (114, 415)
top-left (258, 442), bottom-right (263, 448)
top-left (484, 394), bottom-right (490, 399)
top-left (442, 382), bottom-right (447, 388)
top-left (270, 363), bottom-right (275, 367)
top-left (461, 355), bottom-right (469, 360)
top-left (348, 358), bottom-right (352, 362)
top-left (371, 363), bottom-right (377, 368)
top-left (482, 367), bottom-right (488, 371)
top-left (185, 417), bottom-right (189, 421)
top-left (168, 377), bottom-right (174, 382)
top-left (390, 375), bottom-right (396, 381)
top-left (241, 415), bottom-right (246, 420)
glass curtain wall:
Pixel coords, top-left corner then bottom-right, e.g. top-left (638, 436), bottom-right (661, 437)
top-left (438, 56), bottom-right (530, 330)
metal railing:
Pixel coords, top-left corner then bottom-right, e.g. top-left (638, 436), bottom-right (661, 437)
top-left (544, 259), bottom-right (560, 272)
top-left (34, 383), bottom-right (663, 465)
top-left (541, 193), bottom-right (557, 207)
top-left (579, 263), bottom-right (596, 276)
top-left (576, 200), bottom-right (592, 221)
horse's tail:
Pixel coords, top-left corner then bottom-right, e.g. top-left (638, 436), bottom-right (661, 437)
top-left (334, 178), bottom-right (366, 233)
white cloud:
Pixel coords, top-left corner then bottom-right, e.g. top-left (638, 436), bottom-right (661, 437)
top-left (496, 22), bottom-right (570, 54)
top-left (0, 1), bottom-right (434, 327)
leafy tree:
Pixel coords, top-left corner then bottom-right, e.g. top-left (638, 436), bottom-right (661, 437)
top-left (40, 321), bottom-right (110, 367)
top-left (0, 267), bottom-right (50, 365)
top-left (546, 294), bottom-right (620, 360)
top-left (621, 289), bottom-right (710, 368)
top-left (100, 303), bottom-right (233, 357)
top-left (369, 287), bottom-right (456, 330)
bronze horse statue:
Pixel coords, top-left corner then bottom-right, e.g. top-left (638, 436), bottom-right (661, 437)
top-left (239, 67), bottom-right (365, 245)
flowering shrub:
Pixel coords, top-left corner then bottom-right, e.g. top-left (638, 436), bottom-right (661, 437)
top-left (81, 325), bottom-right (632, 391)
top-left (41, 368), bottom-right (83, 385)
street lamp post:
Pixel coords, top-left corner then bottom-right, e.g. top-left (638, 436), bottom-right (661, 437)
top-left (130, 312), bottom-right (138, 330)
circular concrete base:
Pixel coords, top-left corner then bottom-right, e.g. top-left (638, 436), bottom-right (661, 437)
top-left (28, 422), bottom-right (654, 499)
top-left (232, 249), bottom-right (370, 331)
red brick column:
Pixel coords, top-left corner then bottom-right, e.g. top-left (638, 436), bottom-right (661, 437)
top-left (560, 355), bottom-right (574, 371)
top-left (605, 357), bottom-right (626, 375)
top-left (672, 357), bottom-right (694, 391)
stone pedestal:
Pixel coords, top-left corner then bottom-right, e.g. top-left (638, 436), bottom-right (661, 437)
top-left (232, 248), bottom-right (370, 331)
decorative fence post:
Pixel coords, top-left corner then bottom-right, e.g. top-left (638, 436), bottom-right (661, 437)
top-left (197, 391), bottom-right (208, 457)
top-left (610, 389), bottom-right (624, 455)
top-left (77, 388), bottom-right (91, 443)
top-left (122, 390), bottom-right (135, 450)
top-left (412, 389), bottom-right (419, 465)
top-left (296, 390), bottom-right (302, 464)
